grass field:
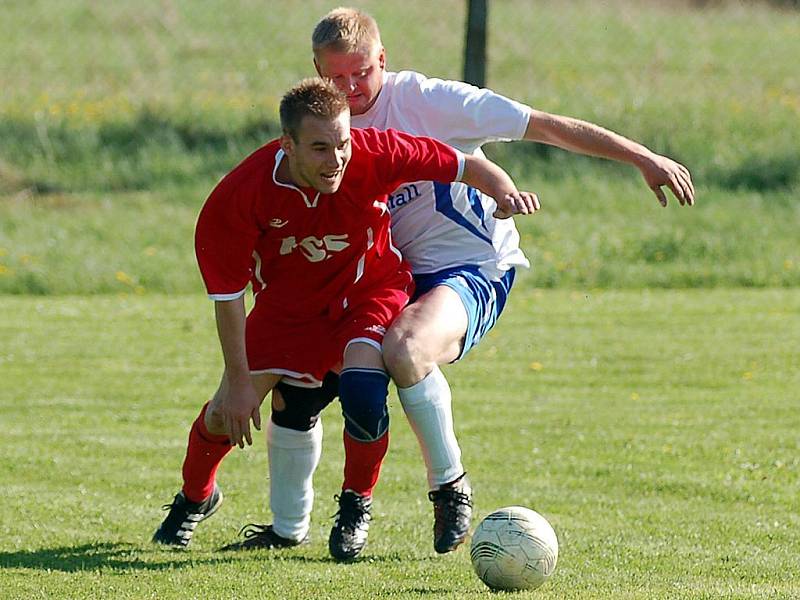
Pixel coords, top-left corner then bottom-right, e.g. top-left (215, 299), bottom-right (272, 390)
top-left (1, 288), bottom-right (799, 599)
top-left (1, 1), bottom-right (799, 598)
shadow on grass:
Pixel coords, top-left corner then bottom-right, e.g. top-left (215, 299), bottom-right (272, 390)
top-left (0, 542), bottom-right (236, 572)
top-left (211, 550), bottom-right (438, 566)
top-left (0, 543), bottom-right (438, 572)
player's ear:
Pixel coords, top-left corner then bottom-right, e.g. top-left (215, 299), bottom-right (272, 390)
top-left (313, 55), bottom-right (322, 77)
top-left (378, 47), bottom-right (386, 69)
top-left (280, 133), bottom-right (295, 157)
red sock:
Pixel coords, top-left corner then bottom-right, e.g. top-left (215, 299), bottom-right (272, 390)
top-left (342, 430), bottom-right (389, 497)
top-left (181, 403), bottom-right (233, 503)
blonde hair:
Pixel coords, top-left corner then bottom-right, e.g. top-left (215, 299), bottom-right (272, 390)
top-left (312, 7), bottom-right (381, 54)
top-left (279, 78), bottom-right (349, 140)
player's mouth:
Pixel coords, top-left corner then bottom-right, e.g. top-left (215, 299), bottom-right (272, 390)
top-left (320, 170), bottom-right (342, 184)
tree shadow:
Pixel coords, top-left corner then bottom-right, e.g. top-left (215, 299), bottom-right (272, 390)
top-left (0, 542), bottom-right (236, 572)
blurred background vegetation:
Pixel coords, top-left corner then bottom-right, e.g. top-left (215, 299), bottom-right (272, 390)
top-left (1, 0), bottom-right (798, 293)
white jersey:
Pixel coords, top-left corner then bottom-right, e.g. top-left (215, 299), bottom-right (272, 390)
top-left (351, 70), bottom-right (531, 279)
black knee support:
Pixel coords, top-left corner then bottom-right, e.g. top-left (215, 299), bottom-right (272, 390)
top-left (271, 372), bottom-right (339, 431)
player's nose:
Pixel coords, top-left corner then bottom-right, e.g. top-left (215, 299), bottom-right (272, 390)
top-left (326, 149), bottom-right (343, 169)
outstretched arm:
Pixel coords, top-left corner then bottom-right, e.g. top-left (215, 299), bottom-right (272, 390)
top-left (460, 154), bottom-right (541, 219)
top-left (524, 109), bottom-right (695, 207)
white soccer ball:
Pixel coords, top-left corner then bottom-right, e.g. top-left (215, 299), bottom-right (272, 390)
top-left (470, 506), bottom-right (558, 591)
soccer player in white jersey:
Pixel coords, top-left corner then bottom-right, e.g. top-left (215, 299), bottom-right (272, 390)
top-left (314, 5), bottom-right (695, 552)
top-left (247, 7), bottom-right (694, 559)
top-left (310, 7), bottom-right (694, 556)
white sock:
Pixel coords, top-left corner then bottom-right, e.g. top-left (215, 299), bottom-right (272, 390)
top-left (267, 419), bottom-right (322, 541)
top-left (398, 366), bottom-right (464, 489)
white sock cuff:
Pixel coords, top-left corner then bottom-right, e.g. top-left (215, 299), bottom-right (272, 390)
top-left (398, 365), bottom-right (449, 408)
top-left (267, 419), bottom-right (322, 449)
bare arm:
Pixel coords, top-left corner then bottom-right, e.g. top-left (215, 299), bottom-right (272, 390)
top-left (214, 296), bottom-right (262, 448)
top-left (524, 109), bottom-right (695, 207)
top-left (460, 154), bottom-right (541, 219)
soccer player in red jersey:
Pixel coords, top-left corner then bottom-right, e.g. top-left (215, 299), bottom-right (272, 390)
top-left (152, 78), bottom-right (539, 558)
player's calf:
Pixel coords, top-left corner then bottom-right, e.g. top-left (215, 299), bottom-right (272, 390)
top-left (266, 376), bottom-right (338, 544)
top-left (329, 367), bottom-right (390, 561)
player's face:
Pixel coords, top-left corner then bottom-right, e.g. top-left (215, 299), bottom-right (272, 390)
top-left (314, 43), bottom-right (385, 116)
top-left (282, 111), bottom-right (352, 194)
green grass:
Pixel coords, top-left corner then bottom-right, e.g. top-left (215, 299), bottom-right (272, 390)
top-left (1, 288), bottom-right (798, 598)
top-left (2, 178), bottom-right (798, 294)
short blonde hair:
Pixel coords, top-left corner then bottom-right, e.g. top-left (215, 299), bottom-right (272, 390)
top-left (279, 78), bottom-right (349, 140)
top-left (312, 7), bottom-right (381, 54)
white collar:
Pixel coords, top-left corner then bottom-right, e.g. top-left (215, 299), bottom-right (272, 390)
top-left (272, 148), bottom-right (320, 208)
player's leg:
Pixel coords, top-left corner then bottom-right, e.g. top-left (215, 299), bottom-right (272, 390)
top-left (268, 373), bottom-right (339, 541)
top-left (219, 312), bottom-right (342, 551)
top-left (382, 284), bottom-right (471, 554)
top-left (329, 341), bottom-right (390, 561)
top-left (152, 370), bottom-right (280, 547)
top-left (383, 284), bottom-right (468, 487)
top-left (383, 266), bottom-right (516, 553)
top-left (221, 372), bottom-right (340, 550)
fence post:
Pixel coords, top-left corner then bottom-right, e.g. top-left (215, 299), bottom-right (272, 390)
top-left (463, 0), bottom-right (488, 87)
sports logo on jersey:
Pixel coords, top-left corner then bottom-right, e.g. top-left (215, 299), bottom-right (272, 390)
top-left (270, 218), bottom-right (289, 228)
top-left (387, 183), bottom-right (421, 211)
top-left (364, 324), bottom-right (386, 336)
top-left (280, 234), bottom-right (350, 262)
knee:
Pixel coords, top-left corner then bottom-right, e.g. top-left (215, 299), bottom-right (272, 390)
top-left (383, 328), bottom-right (431, 383)
top-left (203, 401), bottom-right (227, 436)
top-left (271, 372), bottom-right (339, 431)
top-left (339, 368), bottom-right (390, 441)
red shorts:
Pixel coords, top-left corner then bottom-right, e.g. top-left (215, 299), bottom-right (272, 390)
top-left (245, 280), bottom-right (412, 386)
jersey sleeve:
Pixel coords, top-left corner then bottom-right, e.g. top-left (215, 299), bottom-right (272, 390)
top-left (359, 127), bottom-right (464, 193)
top-left (194, 176), bottom-right (261, 300)
top-left (397, 71), bottom-right (530, 152)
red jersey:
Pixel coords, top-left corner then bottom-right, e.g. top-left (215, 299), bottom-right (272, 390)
top-left (195, 127), bottom-right (463, 320)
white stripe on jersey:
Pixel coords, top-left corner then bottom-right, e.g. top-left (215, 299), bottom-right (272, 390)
top-left (252, 250), bottom-right (266, 296)
top-left (249, 368), bottom-right (323, 388)
top-left (208, 287), bottom-right (247, 301)
top-left (354, 254), bottom-right (365, 284)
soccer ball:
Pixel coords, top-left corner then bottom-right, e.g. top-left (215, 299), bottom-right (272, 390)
top-left (470, 506), bottom-right (558, 591)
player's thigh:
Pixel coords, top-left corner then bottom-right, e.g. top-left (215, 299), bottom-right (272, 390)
top-left (385, 284), bottom-right (468, 366)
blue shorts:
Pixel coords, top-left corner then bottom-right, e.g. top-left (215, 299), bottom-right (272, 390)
top-left (412, 266), bottom-right (516, 361)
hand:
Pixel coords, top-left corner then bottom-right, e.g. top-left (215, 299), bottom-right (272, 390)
top-left (220, 375), bottom-right (262, 448)
top-left (493, 191), bottom-right (541, 219)
top-left (639, 152), bottom-right (695, 207)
